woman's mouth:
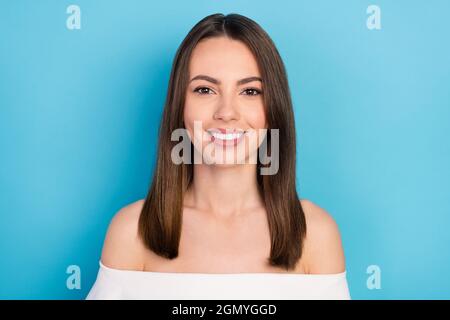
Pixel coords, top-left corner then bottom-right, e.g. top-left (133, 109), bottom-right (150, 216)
top-left (207, 129), bottom-right (246, 147)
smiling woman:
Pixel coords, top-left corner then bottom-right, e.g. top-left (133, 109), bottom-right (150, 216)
top-left (86, 13), bottom-right (350, 300)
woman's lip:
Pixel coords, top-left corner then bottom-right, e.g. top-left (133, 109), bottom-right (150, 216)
top-left (207, 130), bottom-right (246, 146)
top-left (207, 128), bottom-right (246, 134)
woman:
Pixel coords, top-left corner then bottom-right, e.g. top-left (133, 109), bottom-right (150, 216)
top-left (87, 13), bottom-right (350, 300)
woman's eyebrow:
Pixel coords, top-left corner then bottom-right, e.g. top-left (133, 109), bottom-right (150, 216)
top-left (237, 76), bottom-right (263, 85)
top-left (190, 75), bottom-right (219, 84)
top-left (190, 75), bottom-right (263, 85)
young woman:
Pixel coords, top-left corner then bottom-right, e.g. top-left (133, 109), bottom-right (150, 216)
top-left (87, 13), bottom-right (350, 300)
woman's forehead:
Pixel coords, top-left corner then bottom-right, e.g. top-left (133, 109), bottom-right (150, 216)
top-left (189, 37), bottom-right (261, 79)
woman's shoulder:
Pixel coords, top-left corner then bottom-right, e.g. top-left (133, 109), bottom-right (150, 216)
top-left (299, 199), bottom-right (346, 274)
top-left (100, 199), bottom-right (147, 271)
top-left (98, 198), bottom-right (345, 274)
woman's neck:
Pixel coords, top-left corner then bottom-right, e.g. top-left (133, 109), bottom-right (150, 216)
top-left (184, 163), bottom-right (264, 219)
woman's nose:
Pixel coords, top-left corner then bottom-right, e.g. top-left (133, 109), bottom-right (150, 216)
top-left (213, 95), bottom-right (239, 121)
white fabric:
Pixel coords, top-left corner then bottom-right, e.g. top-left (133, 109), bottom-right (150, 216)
top-left (86, 261), bottom-right (351, 300)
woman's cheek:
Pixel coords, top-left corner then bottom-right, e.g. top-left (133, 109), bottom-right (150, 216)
top-left (183, 107), bottom-right (207, 150)
top-left (243, 107), bottom-right (266, 130)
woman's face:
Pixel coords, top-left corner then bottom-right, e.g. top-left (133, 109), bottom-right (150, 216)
top-left (184, 36), bottom-right (267, 165)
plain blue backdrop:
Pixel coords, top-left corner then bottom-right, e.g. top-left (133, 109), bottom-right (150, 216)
top-left (1, 0), bottom-right (449, 299)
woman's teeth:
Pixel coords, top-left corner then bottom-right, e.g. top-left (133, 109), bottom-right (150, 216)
top-left (211, 132), bottom-right (244, 140)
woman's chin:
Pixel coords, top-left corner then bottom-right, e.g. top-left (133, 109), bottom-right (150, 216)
top-left (201, 155), bottom-right (251, 167)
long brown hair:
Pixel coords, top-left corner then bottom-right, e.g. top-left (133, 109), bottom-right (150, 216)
top-left (138, 13), bottom-right (306, 271)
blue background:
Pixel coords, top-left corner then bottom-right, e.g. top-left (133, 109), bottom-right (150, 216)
top-left (1, 0), bottom-right (449, 299)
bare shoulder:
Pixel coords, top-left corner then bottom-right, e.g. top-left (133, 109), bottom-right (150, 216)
top-left (100, 199), bottom-right (147, 270)
top-left (300, 199), bottom-right (346, 274)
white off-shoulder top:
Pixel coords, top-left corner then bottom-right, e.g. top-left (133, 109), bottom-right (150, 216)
top-left (86, 261), bottom-right (351, 300)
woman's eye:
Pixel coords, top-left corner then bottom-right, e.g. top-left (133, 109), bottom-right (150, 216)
top-left (193, 87), bottom-right (214, 95)
top-left (241, 88), bottom-right (262, 96)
